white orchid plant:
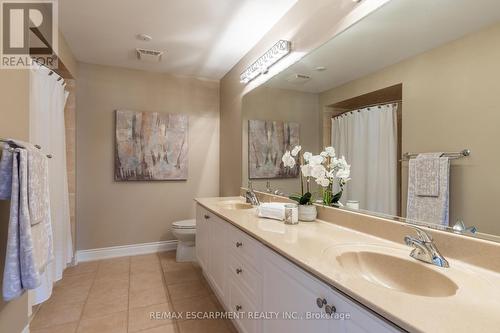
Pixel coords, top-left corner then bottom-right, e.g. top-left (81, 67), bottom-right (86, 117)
top-left (282, 146), bottom-right (351, 206)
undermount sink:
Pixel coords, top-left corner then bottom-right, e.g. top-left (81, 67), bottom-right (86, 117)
top-left (334, 249), bottom-right (458, 297)
top-left (218, 201), bottom-right (253, 210)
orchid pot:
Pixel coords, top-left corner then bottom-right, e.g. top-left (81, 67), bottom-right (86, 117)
top-left (298, 204), bottom-right (317, 222)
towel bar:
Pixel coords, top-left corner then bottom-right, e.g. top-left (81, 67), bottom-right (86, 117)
top-left (0, 139), bottom-right (53, 159)
top-left (401, 149), bottom-right (470, 161)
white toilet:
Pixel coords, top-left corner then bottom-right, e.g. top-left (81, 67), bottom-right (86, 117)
top-left (171, 219), bottom-right (196, 262)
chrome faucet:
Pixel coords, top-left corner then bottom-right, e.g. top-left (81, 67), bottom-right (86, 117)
top-left (404, 226), bottom-right (449, 268)
top-left (266, 180), bottom-right (273, 193)
top-left (245, 182), bottom-right (260, 206)
top-left (452, 220), bottom-right (477, 234)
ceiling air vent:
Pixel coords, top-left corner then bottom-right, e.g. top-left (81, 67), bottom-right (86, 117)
top-left (136, 48), bottom-right (164, 63)
top-left (286, 73), bottom-right (311, 84)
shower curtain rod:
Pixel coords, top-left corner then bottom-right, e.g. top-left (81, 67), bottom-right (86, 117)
top-left (0, 138), bottom-right (53, 159)
top-left (31, 58), bottom-right (66, 85)
top-left (332, 100), bottom-right (402, 118)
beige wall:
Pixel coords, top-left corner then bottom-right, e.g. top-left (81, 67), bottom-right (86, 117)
top-left (242, 86), bottom-right (319, 195)
top-left (0, 71), bottom-right (30, 333)
top-left (76, 63), bottom-right (220, 250)
top-left (319, 22), bottom-right (500, 236)
top-left (220, 0), bottom-right (389, 196)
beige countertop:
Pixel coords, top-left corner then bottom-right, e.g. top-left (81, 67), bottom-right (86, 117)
top-left (195, 196), bottom-right (500, 333)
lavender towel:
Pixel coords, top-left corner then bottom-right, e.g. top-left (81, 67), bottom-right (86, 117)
top-left (0, 144), bottom-right (13, 199)
top-left (3, 148), bottom-right (53, 301)
top-left (3, 149), bottom-right (41, 301)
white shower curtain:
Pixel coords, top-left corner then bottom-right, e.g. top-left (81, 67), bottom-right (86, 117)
top-left (29, 64), bottom-right (72, 305)
top-left (331, 104), bottom-right (398, 216)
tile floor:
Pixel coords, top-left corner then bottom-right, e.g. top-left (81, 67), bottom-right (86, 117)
top-left (30, 251), bottom-right (237, 333)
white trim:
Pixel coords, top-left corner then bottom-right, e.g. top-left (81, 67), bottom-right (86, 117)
top-left (75, 240), bottom-right (178, 262)
top-left (21, 324), bottom-right (30, 333)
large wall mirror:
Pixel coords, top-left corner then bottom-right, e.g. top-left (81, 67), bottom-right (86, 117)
top-left (241, 0), bottom-right (500, 242)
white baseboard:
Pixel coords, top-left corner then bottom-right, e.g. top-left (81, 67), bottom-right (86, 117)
top-left (21, 324), bottom-right (29, 333)
top-left (75, 240), bottom-right (178, 262)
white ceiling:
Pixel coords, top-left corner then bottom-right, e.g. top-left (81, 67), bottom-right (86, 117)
top-left (266, 0), bottom-right (500, 93)
top-left (59, 0), bottom-right (297, 79)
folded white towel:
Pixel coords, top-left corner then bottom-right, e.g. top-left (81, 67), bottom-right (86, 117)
top-left (415, 153), bottom-right (441, 197)
top-left (257, 203), bottom-right (287, 221)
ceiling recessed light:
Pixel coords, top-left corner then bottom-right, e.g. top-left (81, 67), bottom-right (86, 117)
top-left (314, 66), bottom-right (327, 71)
top-left (137, 33), bottom-right (152, 42)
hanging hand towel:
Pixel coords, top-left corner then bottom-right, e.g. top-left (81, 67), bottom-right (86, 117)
top-left (415, 153), bottom-right (442, 197)
top-left (407, 154), bottom-right (450, 226)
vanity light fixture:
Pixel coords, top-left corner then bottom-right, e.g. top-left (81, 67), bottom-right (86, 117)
top-left (240, 40), bottom-right (291, 84)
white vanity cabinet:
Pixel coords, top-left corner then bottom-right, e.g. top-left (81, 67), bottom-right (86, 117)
top-left (195, 204), bottom-right (402, 333)
top-left (195, 206), bottom-right (210, 271)
top-left (263, 247), bottom-right (401, 333)
top-left (262, 249), bottom-right (332, 333)
top-left (195, 207), bottom-right (227, 302)
top-left (208, 215), bottom-right (227, 299)
top-left (225, 223), bottom-right (264, 333)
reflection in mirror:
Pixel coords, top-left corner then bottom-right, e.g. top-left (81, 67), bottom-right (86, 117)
top-left (242, 0), bottom-right (500, 241)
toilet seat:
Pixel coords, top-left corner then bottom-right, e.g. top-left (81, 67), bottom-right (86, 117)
top-left (172, 219), bottom-right (196, 230)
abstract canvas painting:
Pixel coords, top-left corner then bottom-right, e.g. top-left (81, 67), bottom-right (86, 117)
top-left (248, 119), bottom-right (300, 179)
top-left (115, 110), bottom-right (188, 181)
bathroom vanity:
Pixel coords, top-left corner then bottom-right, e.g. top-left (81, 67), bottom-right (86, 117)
top-left (195, 197), bottom-right (500, 333)
top-left (196, 199), bottom-right (401, 333)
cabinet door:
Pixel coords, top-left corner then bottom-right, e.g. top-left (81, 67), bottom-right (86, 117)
top-left (195, 205), bottom-right (209, 271)
top-left (327, 289), bottom-right (402, 333)
top-left (208, 215), bottom-right (227, 300)
top-left (262, 251), bottom-right (331, 333)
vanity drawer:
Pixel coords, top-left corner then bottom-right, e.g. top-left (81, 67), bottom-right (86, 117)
top-left (226, 224), bottom-right (262, 272)
top-left (228, 278), bottom-right (259, 333)
top-left (227, 253), bottom-right (262, 303)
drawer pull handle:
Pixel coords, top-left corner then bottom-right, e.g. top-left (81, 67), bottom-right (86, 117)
top-left (204, 214), bottom-right (210, 219)
top-left (236, 268), bottom-right (243, 274)
top-left (235, 305), bottom-right (242, 311)
top-left (316, 298), bottom-right (327, 308)
top-left (325, 304), bottom-right (337, 315)
top-left (236, 242), bottom-right (243, 248)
